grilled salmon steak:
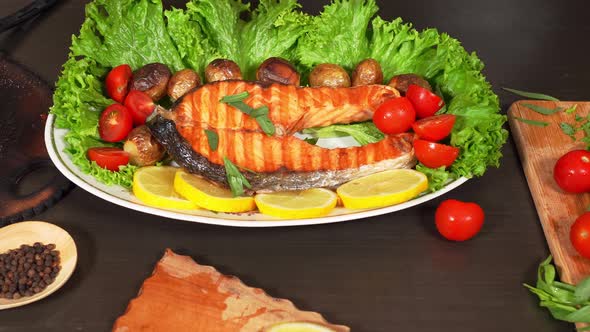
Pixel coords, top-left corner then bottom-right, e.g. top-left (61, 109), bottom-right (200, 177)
top-left (148, 80), bottom-right (415, 193)
top-left (169, 81), bottom-right (400, 135)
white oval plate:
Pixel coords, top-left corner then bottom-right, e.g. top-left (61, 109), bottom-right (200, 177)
top-left (44, 114), bottom-right (467, 227)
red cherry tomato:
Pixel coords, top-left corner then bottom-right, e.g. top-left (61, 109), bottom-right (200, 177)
top-left (406, 84), bottom-right (444, 118)
top-left (412, 114), bottom-right (456, 141)
top-left (124, 90), bottom-right (156, 126)
top-left (435, 199), bottom-right (484, 241)
top-left (414, 139), bottom-right (459, 168)
top-left (372, 97), bottom-right (416, 134)
top-left (105, 64), bottom-right (132, 103)
top-left (553, 150), bottom-right (590, 193)
top-left (571, 212), bottom-right (590, 259)
top-left (87, 147), bottom-right (130, 171)
top-left (98, 104), bottom-right (133, 142)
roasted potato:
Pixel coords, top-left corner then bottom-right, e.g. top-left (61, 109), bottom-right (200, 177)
top-left (123, 126), bottom-right (165, 166)
top-left (352, 58), bottom-right (383, 86)
top-left (309, 64), bottom-right (351, 88)
top-left (388, 74), bottom-right (432, 94)
top-left (205, 59), bottom-right (242, 82)
top-left (256, 57), bottom-right (300, 85)
top-left (130, 63), bottom-right (172, 101)
top-left (167, 69), bottom-right (201, 101)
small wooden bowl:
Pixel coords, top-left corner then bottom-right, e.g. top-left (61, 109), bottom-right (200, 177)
top-left (0, 221), bottom-right (77, 310)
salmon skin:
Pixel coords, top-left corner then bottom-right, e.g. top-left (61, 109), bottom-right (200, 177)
top-left (148, 115), bottom-right (416, 193)
top-left (169, 80), bottom-right (399, 135)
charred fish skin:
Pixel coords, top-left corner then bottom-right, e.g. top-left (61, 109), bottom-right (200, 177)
top-left (147, 114), bottom-right (229, 186)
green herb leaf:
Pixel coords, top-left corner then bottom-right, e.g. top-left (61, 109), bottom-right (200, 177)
top-left (575, 277), bottom-right (590, 303)
top-left (565, 104), bottom-right (578, 114)
top-left (560, 122), bottom-right (577, 138)
top-left (514, 117), bottom-right (550, 127)
top-left (503, 88), bottom-right (559, 101)
top-left (220, 91), bottom-right (249, 103)
top-left (204, 129), bottom-right (219, 151)
top-left (576, 114), bottom-right (585, 122)
top-left (223, 157), bottom-right (252, 197)
top-left (250, 106), bottom-right (269, 118)
top-left (522, 103), bottom-right (563, 116)
top-left (255, 115), bottom-right (276, 136)
top-left (304, 137), bottom-right (318, 145)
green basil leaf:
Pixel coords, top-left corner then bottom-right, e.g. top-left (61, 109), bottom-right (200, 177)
top-left (514, 117), bottom-right (549, 127)
top-left (522, 103), bottom-right (563, 115)
top-left (204, 129), bottom-right (219, 151)
top-left (576, 114), bottom-right (585, 122)
top-left (220, 91), bottom-right (249, 103)
top-left (503, 88), bottom-right (559, 101)
top-left (250, 106), bottom-right (269, 118)
top-left (226, 101), bottom-right (254, 115)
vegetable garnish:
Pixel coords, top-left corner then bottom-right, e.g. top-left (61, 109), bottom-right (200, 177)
top-left (560, 123), bottom-right (577, 139)
top-left (303, 137), bottom-right (318, 145)
top-left (220, 92), bottom-right (276, 136)
top-left (525, 256), bottom-right (590, 328)
top-left (514, 117), bottom-right (550, 127)
top-left (566, 104), bottom-right (579, 114)
top-left (204, 129), bottom-right (219, 151)
top-left (502, 87), bottom-right (560, 101)
top-left (223, 157), bottom-right (252, 197)
top-left (521, 103), bottom-right (563, 116)
top-left (303, 122), bottom-right (384, 146)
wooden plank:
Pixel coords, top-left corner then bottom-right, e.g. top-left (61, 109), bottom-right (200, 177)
top-left (508, 101), bottom-right (590, 285)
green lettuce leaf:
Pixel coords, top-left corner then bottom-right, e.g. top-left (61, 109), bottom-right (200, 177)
top-left (296, 0), bottom-right (378, 72)
top-left (239, 0), bottom-right (311, 78)
top-left (50, 57), bottom-right (137, 187)
top-left (303, 122), bottom-right (384, 146)
top-left (71, 0), bottom-right (184, 71)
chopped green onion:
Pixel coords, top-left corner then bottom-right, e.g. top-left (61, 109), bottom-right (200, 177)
top-left (514, 117), bottom-right (549, 127)
top-left (223, 157), bottom-right (252, 197)
top-left (521, 103), bottom-right (563, 115)
top-left (220, 91), bottom-right (249, 103)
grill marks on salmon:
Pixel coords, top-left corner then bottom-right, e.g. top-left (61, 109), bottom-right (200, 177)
top-left (179, 125), bottom-right (414, 173)
top-left (172, 81), bottom-right (399, 135)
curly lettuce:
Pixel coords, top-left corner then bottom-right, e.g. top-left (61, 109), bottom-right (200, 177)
top-left (51, 0), bottom-right (507, 191)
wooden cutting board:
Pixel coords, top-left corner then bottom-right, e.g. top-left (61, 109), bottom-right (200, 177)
top-left (508, 101), bottom-right (590, 285)
top-left (112, 249), bottom-right (349, 332)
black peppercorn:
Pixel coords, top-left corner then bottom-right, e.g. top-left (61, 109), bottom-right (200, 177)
top-left (0, 243), bottom-right (60, 300)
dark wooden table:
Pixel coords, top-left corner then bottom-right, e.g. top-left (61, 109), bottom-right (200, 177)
top-left (1, 0), bottom-right (589, 331)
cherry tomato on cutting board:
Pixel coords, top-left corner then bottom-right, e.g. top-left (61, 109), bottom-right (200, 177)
top-left (412, 114), bottom-right (456, 141)
top-left (435, 199), bottom-right (485, 241)
top-left (406, 84), bottom-right (444, 118)
top-left (373, 97), bottom-right (416, 134)
top-left (571, 212), bottom-right (590, 259)
top-left (553, 150), bottom-right (590, 193)
top-left (124, 90), bottom-right (156, 126)
top-left (98, 104), bottom-right (133, 142)
top-left (105, 64), bottom-right (132, 103)
top-left (87, 147), bottom-right (129, 171)
top-left (414, 139), bottom-right (459, 168)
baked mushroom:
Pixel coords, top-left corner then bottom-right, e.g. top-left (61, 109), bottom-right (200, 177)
top-left (256, 57), bottom-right (300, 85)
top-left (130, 63), bottom-right (172, 101)
top-left (388, 74), bottom-right (432, 94)
top-left (309, 64), bottom-right (351, 88)
top-left (167, 69), bottom-right (201, 101)
top-left (123, 126), bottom-right (165, 166)
top-left (351, 58), bottom-right (383, 86)
top-left (205, 59), bottom-right (242, 82)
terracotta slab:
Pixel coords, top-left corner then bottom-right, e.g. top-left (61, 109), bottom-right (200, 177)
top-left (113, 249), bottom-right (350, 332)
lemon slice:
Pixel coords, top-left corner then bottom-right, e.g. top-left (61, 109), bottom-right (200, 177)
top-left (174, 170), bottom-right (255, 213)
top-left (262, 322), bottom-right (338, 332)
top-left (133, 166), bottom-right (198, 210)
top-left (255, 188), bottom-right (337, 219)
top-left (337, 169), bottom-right (428, 209)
